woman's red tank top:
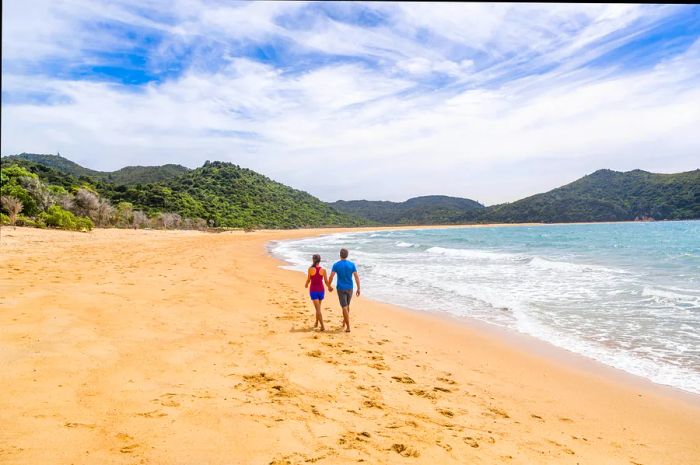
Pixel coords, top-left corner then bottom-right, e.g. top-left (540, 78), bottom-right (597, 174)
top-left (309, 266), bottom-right (325, 292)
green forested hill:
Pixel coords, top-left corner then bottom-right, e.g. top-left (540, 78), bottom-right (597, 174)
top-left (101, 161), bottom-right (365, 228)
top-left (6, 153), bottom-right (102, 178)
top-left (479, 169), bottom-right (700, 223)
top-left (6, 153), bottom-right (189, 185)
top-left (2, 156), bottom-right (365, 228)
top-left (330, 195), bottom-right (485, 225)
top-left (103, 164), bottom-right (190, 184)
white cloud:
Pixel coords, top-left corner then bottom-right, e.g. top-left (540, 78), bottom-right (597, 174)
top-left (2, 2), bottom-right (699, 204)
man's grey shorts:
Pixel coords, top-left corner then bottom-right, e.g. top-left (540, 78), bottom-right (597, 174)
top-left (337, 289), bottom-right (353, 307)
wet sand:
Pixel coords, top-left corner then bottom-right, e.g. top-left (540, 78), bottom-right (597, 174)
top-left (1, 226), bottom-right (699, 464)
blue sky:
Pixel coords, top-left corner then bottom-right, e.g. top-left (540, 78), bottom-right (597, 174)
top-left (2, 2), bottom-right (700, 204)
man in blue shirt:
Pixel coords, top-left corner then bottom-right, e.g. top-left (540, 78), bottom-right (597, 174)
top-left (328, 248), bottom-right (361, 332)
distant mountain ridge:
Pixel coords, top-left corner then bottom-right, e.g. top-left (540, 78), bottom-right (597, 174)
top-left (479, 168), bottom-right (700, 223)
top-left (330, 195), bottom-right (485, 225)
top-left (331, 169), bottom-right (699, 224)
top-left (5, 153), bottom-right (190, 185)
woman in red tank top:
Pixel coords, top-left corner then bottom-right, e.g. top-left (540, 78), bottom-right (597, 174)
top-left (305, 254), bottom-right (332, 331)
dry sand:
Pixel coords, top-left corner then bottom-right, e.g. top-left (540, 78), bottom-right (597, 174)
top-left (1, 226), bottom-right (699, 465)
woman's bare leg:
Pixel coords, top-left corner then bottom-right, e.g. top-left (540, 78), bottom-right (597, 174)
top-left (313, 300), bottom-right (319, 328)
top-left (313, 299), bottom-right (325, 331)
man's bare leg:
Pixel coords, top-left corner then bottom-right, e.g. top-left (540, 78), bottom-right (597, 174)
top-left (342, 306), bottom-right (350, 332)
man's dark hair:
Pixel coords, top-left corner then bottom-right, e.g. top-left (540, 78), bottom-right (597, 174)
top-left (340, 248), bottom-right (349, 259)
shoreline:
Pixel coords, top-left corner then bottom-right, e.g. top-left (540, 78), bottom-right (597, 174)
top-left (2, 226), bottom-right (699, 464)
top-left (268, 226), bottom-right (700, 407)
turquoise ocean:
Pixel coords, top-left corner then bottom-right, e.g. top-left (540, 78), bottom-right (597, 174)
top-left (272, 221), bottom-right (700, 394)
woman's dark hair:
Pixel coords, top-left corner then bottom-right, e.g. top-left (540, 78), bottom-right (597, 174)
top-left (312, 254), bottom-right (321, 266)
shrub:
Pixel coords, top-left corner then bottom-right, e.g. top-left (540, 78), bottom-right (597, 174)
top-left (131, 210), bottom-right (149, 229)
top-left (15, 215), bottom-right (45, 228)
top-left (0, 195), bottom-right (23, 225)
top-left (95, 199), bottom-right (114, 227)
top-left (0, 182), bottom-right (37, 216)
top-left (0, 212), bottom-right (10, 225)
top-left (75, 216), bottom-right (94, 231)
top-left (40, 205), bottom-right (93, 231)
top-left (156, 212), bottom-right (181, 229)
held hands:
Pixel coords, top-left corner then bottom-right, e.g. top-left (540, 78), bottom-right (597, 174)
top-left (328, 286), bottom-right (334, 293)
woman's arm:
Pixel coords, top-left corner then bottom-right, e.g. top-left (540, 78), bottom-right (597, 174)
top-left (305, 268), bottom-right (312, 288)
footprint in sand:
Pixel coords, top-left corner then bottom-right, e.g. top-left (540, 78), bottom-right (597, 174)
top-left (437, 376), bottom-right (457, 385)
top-left (362, 399), bottom-right (384, 409)
top-left (391, 375), bottom-right (415, 384)
top-left (115, 433), bottom-right (141, 454)
top-left (463, 437), bottom-right (480, 448)
top-left (64, 422), bottom-right (96, 429)
top-left (119, 443), bottom-right (140, 454)
top-left (486, 407), bottom-right (510, 419)
top-left (369, 362), bottom-right (389, 371)
top-left (137, 409), bottom-right (168, 418)
top-left (391, 443), bottom-right (420, 457)
top-left (338, 431), bottom-right (371, 450)
top-left (546, 439), bottom-right (576, 455)
top-left (406, 389), bottom-right (437, 400)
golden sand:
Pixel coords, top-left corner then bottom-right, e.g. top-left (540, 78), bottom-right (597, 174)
top-left (1, 226), bottom-right (699, 464)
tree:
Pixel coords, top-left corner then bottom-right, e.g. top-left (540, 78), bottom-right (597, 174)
top-left (131, 210), bottom-right (149, 229)
top-left (72, 188), bottom-right (100, 218)
top-left (115, 202), bottom-right (134, 227)
top-left (20, 176), bottom-right (53, 210)
top-left (95, 199), bottom-right (114, 227)
top-left (156, 212), bottom-right (181, 229)
top-left (0, 195), bottom-right (23, 226)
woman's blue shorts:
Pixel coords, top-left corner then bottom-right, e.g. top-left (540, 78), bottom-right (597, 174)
top-left (310, 291), bottom-right (325, 301)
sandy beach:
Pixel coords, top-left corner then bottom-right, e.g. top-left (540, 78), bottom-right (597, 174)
top-left (1, 226), bottom-right (699, 465)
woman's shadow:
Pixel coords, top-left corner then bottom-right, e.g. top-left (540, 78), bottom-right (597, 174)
top-left (289, 326), bottom-right (346, 334)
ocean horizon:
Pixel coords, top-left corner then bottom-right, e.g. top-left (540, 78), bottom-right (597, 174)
top-left (273, 220), bottom-right (700, 395)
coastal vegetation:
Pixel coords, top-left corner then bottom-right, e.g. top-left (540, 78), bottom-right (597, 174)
top-left (1, 155), bottom-right (365, 230)
top-left (3, 153), bottom-right (698, 230)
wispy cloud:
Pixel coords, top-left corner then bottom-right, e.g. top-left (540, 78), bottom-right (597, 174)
top-left (2, 1), bottom-right (699, 203)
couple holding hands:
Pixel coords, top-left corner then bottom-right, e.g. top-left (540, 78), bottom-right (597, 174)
top-left (304, 248), bottom-right (360, 332)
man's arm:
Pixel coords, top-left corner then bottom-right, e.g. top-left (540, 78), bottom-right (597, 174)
top-left (323, 269), bottom-right (333, 291)
top-left (353, 271), bottom-right (361, 297)
top-left (328, 271), bottom-right (336, 291)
